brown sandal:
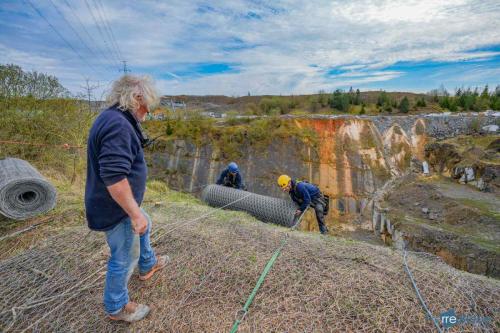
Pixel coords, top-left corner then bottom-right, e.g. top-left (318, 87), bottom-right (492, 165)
top-left (139, 255), bottom-right (170, 281)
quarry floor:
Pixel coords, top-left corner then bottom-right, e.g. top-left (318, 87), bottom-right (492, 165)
top-left (385, 174), bottom-right (500, 277)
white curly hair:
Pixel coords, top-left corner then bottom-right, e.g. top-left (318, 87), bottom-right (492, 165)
top-left (106, 75), bottom-right (159, 112)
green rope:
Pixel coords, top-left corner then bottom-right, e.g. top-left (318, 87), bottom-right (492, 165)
top-left (229, 208), bottom-right (308, 333)
top-left (229, 237), bottom-right (288, 333)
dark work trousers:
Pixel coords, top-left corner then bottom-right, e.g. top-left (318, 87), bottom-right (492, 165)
top-left (310, 194), bottom-right (328, 234)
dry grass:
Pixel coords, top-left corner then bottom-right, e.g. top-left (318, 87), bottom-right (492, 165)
top-left (0, 171), bottom-right (86, 260)
top-left (0, 184), bottom-right (499, 332)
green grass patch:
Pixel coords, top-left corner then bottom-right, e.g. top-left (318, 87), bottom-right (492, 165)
top-left (394, 210), bottom-right (500, 253)
top-left (457, 198), bottom-right (500, 220)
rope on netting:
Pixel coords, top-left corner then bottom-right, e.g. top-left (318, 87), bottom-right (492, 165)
top-left (229, 208), bottom-right (308, 333)
top-left (403, 248), bottom-right (444, 333)
top-left (153, 192), bottom-right (254, 244)
top-left (2, 191), bottom-right (254, 330)
top-left (230, 237), bottom-right (288, 333)
top-left (2, 189), bottom-right (297, 331)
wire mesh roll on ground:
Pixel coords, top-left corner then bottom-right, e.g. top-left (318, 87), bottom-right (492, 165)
top-left (0, 158), bottom-right (57, 220)
top-left (201, 184), bottom-right (297, 227)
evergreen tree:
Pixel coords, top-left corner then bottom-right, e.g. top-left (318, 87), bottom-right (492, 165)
top-left (439, 96), bottom-right (451, 110)
top-left (359, 103), bottom-right (366, 115)
top-left (399, 96), bottom-right (410, 113)
top-left (354, 89), bottom-right (361, 105)
top-left (480, 85), bottom-right (489, 99)
top-left (449, 99), bottom-right (458, 112)
top-left (329, 89), bottom-right (350, 112)
top-left (416, 97), bottom-right (426, 107)
top-left (377, 91), bottom-right (389, 107)
top-left (166, 120), bottom-right (174, 135)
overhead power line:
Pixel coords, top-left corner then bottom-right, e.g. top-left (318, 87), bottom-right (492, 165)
top-left (120, 60), bottom-right (131, 74)
top-left (83, 0), bottom-right (122, 68)
top-left (47, 0), bottom-right (116, 73)
top-left (25, 0), bottom-right (100, 78)
top-left (91, 0), bottom-right (122, 62)
top-left (60, 0), bottom-right (121, 71)
top-left (94, 0), bottom-right (124, 62)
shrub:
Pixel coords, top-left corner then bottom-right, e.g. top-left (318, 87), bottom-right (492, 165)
top-left (416, 97), bottom-right (426, 107)
top-left (398, 96), bottom-right (410, 113)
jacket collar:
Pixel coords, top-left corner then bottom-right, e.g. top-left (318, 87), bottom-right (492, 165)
top-left (112, 104), bottom-right (150, 148)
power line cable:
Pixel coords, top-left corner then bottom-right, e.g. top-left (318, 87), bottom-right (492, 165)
top-left (25, 0), bottom-right (100, 78)
top-left (60, 0), bottom-right (120, 71)
top-left (94, 0), bottom-right (124, 62)
top-left (47, 0), bottom-right (116, 74)
top-left (83, 0), bottom-right (122, 68)
top-left (90, 0), bottom-right (122, 64)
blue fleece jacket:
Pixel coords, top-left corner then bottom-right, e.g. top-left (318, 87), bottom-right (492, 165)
top-left (85, 106), bottom-right (147, 231)
top-left (216, 168), bottom-right (243, 189)
top-left (289, 180), bottom-right (320, 211)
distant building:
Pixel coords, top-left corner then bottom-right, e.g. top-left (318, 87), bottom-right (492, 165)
top-left (148, 108), bottom-right (167, 120)
top-left (160, 97), bottom-right (186, 112)
top-left (201, 111), bottom-right (227, 118)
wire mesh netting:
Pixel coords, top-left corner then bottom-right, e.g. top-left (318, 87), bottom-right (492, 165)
top-left (0, 201), bottom-right (499, 332)
top-left (201, 184), bottom-right (297, 227)
top-left (0, 158), bottom-right (57, 220)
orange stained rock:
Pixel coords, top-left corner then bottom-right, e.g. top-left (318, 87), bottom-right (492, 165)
top-left (411, 119), bottom-right (428, 160)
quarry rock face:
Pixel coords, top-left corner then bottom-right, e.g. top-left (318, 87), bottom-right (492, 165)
top-left (149, 113), bottom-right (500, 276)
top-left (151, 117), bottom-right (395, 229)
top-left (149, 113), bottom-right (497, 229)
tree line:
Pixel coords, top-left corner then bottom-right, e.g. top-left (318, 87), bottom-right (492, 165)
top-left (248, 85), bottom-right (500, 115)
top-left (0, 64), bottom-right (69, 100)
top-left (430, 85), bottom-right (500, 112)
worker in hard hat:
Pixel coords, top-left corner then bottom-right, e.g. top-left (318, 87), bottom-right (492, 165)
top-left (277, 175), bottom-right (329, 234)
top-left (216, 162), bottom-right (246, 190)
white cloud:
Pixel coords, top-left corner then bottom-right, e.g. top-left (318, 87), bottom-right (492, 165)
top-left (3, 0), bottom-right (500, 95)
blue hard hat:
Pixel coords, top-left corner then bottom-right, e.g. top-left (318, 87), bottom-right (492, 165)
top-left (228, 162), bottom-right (239, 173)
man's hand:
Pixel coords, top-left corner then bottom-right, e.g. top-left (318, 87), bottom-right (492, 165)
top-left (131, 212), bottom-right (148, 235)
top-left (107, 178), bottom-right (148, 235)
top-left (295, 209), bottom-right (302, 216)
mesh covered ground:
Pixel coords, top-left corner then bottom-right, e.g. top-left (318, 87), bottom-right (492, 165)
top-left (0, 195), bottom-right (499, 332)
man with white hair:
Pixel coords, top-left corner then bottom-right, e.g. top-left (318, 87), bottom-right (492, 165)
top-left (85, 75), bottom-right (168, 322)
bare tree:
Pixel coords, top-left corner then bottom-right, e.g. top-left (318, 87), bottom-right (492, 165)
top-left (80, 78), bottom-right (100, 112)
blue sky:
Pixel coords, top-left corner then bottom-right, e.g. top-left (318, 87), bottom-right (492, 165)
top-left (1, 0), bottom-right (499, 96)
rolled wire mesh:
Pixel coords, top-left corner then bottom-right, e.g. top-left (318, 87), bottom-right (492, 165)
top-left (201, 184), bottom-right (297, 227)
top-left (0, 202), bottom-right (498, 332)
top-left (0, 158), bottom-right (57, 220)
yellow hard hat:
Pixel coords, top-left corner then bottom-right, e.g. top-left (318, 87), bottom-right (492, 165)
top-left (277, 174), bottom-right (291, 188)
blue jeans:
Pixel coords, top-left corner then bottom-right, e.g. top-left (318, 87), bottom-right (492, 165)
top-left (103, 209), bottom-right (157, 315)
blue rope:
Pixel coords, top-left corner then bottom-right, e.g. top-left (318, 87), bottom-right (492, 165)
top-left (403, 249), bottom-right (444, 333)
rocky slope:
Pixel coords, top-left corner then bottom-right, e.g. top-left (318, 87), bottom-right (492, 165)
top-left (371, 133), bottom-right (500, 277)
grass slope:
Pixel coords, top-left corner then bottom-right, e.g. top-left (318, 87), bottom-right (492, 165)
top-left (0, 179), bottom-right (499, 332)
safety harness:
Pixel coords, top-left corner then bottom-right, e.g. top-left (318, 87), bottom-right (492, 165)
top-left (290, 180), bottom-right (330, 215)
